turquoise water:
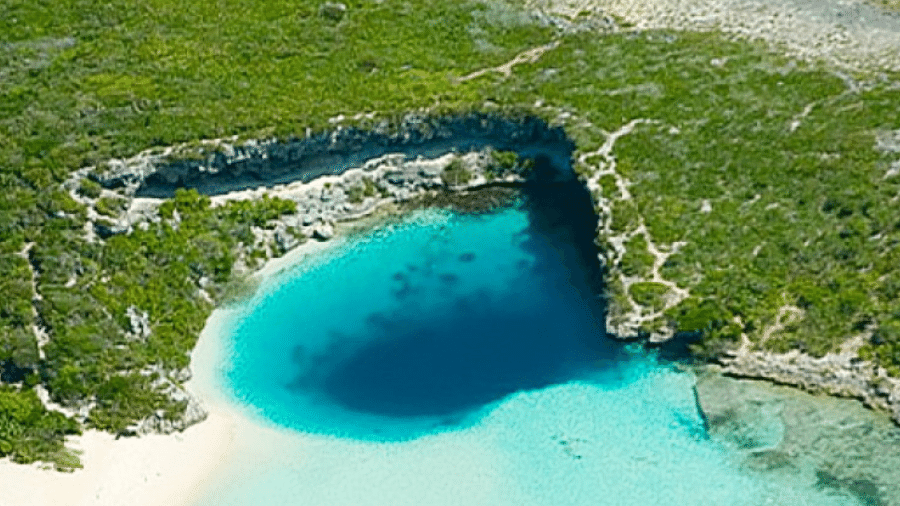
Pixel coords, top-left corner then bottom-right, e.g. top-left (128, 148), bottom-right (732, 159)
top-left (199, 203), bottom-right (866, 506)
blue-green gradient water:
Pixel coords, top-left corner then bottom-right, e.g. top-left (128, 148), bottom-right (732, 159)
top-left (204, 202), bottom-right (867, 506)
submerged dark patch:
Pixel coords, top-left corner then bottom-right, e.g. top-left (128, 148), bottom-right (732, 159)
top-left (815, 469), bottom-right (886, 506)
top-left (282, 155), bottom-right (618, 419)
top-left (313, 293), bottom-right (610, 417)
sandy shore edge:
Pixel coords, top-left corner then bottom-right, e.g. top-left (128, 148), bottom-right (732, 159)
top-left (5, 0), bottom-right (900, 499)
top-left (0, 234), bottom-right (349, 506)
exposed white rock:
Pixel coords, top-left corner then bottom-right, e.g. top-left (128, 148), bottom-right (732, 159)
top-left (528, 0), bottom-right (900, 72)
top-left (274, 224), bottom-right (302, 251)
top-left (718, 344), bottom-right (900, 425)
top-left (126, 306), bottom-right (152, 342)
top-left (311, 222), bottom-right (335, 241)
top-left (129, 386), bottom-right (208, 436)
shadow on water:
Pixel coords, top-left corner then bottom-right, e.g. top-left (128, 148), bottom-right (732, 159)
top-left (290, 154), bottom-right (627, 420)
top-left (519, 154), bottom-right (607, 310)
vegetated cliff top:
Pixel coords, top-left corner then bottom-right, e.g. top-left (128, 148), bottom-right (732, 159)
top-left (1, 0), bottom-right (899, 467)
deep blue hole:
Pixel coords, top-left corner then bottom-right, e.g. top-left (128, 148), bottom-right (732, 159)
top-left (314, 291), bottom-right (608, 417)
top-left (278, 155), bottom-right (621, 419)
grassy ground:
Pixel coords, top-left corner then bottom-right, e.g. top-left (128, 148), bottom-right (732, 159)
top-left (492, 29), bottom-right (900, 366)
top-left (871, 0), bottom-right (900, 12)
top-left (1, 0), bottom-right (899, 466)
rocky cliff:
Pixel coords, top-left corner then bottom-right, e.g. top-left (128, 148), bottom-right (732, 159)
top-left (77, 112), bottom-right (900, 430)
top-left (90, 113), bottom-right (574, 197)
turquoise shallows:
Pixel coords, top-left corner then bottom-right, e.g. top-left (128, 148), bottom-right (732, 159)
top-left (201, 205), bottom-right (864, 506)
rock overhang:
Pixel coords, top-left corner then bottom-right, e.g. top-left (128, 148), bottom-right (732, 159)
top-left (87, 113), bottom-right (579, 198)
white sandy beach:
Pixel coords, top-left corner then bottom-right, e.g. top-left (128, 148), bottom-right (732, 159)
top-left (1, 204), bottom-right (889, 506)
top-left (0, 237), bottom-right (344, 506)
top-left (0, 414), bottom-right (233, 506)
top-left (3, 0), bottom-right (899, 499)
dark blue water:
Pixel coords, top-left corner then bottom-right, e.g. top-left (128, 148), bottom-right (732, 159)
top-left (316, 200), bottom-right (613, 417)
top-left (225, 188), bottom-right (631, 438)
top-left (208, 193), bottom-right (862, 506)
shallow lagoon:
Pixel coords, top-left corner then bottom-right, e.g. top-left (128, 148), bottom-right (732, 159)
top-left (195, 202), bottom-right (875, 506)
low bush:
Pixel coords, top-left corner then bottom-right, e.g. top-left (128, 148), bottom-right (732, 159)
top-left (77, 178), bottom-right (102, 199)
top-left (629, 281), bottom-right (669, 311)
top-left (0, 386), bottom-right (81, 469)
top-left (441, 159), bottom-right (473, 186)
top-left (95, 196), bottom-right (125, 217)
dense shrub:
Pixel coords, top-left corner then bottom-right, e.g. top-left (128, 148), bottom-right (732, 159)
top-left (0, 386), bottom-right (81, 469)
top-left (1, 0), bottom-right (899, 469)
top-left (441, 159), bottom-right (473, 186)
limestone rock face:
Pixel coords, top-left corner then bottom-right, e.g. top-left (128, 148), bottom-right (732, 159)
top-left (91, 154), bottom-right (158, 191)
top-left (126, 305), bottom-right (151, 341)
top-left (89, 113), bottom-right (571, 198)
top-left (130, 386), bottom-right (208, 436)
top-left (275, 224), bottom-right (302, 252)
top-left (312, 222), bottom-right (335, 241)
top-left (319, 2), bottom-right (347, 21)
top-left (93, 220), bottom-right (129, 239)
top-left (718, 348), bottom-right (900, 425)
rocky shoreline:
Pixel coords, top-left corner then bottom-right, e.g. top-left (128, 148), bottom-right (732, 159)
top-left (69, 116), bottom-right (561, 278)
top-left (209, 149), bottom-right (534, 276)
top-left (712, 344), bottom-right (900, 425)
top-left (66, 112), bottom-right (900, 432)
top-left (65, 116), bottom-right (549, 434)
top-left (693, 371), bottom-right (900, 506)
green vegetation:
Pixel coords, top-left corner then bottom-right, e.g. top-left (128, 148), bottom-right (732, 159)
top-left (34, 189), bottom-right (297, 436)
top-left (77, 178), bottom-right (102, 199)
top-left (347, 178), bottom-right (379, 204)
top-left (620, 235), bottom-right (655, 278)
top-left (442, 158), bottom-right (474, 186)
top-left (1, 185), bottom-right (294, 464)
top-left (493, 150), bottom-right (520, 171)
top-left (487, 28), bottom-right (900, 369)
top-left (860, 323), bottom-right (900, 376)
top-left (0, 386), bottom-right (81, 470)
top-left (629, 282), bottom-right (669, 312)
top-left (94, 196), bottom-right (125, 217)
top-left (488, 150), bottom-right (534, 178)
top-left (1, 0), bottom-right (900, 467)
top-left (609, 199), bottom-right (640, 234)
top-left (870, 0), bottom-right (900, 12)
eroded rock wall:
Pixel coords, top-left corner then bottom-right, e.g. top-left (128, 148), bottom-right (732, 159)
top-left (91, 113), bottom-right (574, 197)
